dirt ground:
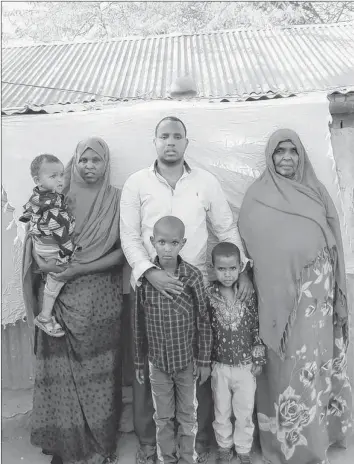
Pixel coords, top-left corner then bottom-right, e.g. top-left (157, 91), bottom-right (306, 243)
top-left (2, 429), bottom-right (354, 464)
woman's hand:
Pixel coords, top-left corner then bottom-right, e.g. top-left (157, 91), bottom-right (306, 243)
top-left (144, 268), bottom-right (184, 299)
top-left (53, 263), bottom-right (85, 282)
top-left (236, 270), bottom-right (254, 302)
top-left (32, 248), bottom-right (67, 274)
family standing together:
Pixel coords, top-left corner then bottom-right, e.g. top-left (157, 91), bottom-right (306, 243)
top-left (21, 117), bottom-right (351, 464)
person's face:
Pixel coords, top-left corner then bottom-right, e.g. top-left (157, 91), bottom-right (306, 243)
top-left (154, 120), bottom-right (189, 165)
top-left (150, 227), bottom-right (186, 264)
top-left (35, 161), bottom-right (64, 193)
top-left (77, 148), bottom-right (105, 184)
top-left (272, 141), bottom-right (299, 179)
top-left (213, 255), bottom-right (240, 288)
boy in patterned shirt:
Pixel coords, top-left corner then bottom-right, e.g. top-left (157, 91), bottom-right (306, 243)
top-left (20, 154), bottom-right (75, 337)
top-left (134, 216), bottom-right (213, 464)
top-left (207, 242), bottom-right (266, 464)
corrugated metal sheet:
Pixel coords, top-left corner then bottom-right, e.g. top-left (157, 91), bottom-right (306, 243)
top-left (2, 22), bottom-right (354, 111)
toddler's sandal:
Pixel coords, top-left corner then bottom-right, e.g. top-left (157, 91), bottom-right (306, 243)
top-left (34, 315), bottom-right (65, 338)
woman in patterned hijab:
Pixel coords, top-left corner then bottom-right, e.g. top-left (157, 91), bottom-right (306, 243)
top-left (239, 129), bottom-right (351, 464)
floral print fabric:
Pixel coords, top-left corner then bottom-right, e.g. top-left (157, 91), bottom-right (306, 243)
top-left (257, 247), bottom-right (352, 464)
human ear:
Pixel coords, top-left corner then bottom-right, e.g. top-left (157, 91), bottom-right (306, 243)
top-left (33, 176), bottom-right (40, 185)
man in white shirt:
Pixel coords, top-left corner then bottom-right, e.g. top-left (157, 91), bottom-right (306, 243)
top-left (120, 116), bottom-right (254, 464)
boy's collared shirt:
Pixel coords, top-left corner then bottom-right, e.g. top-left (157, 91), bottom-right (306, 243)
top-left (207, 282), bottom-right (266, 367)
top-left (120, 161), bottom-right (249, 287)
top-left (134, 256), bottom-right (213, 375)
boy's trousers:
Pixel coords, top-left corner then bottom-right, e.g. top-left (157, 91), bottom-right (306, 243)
top-left (130, 288), bottom-right (214, 459)
top-left (149, 361), bottom-right (198, 464)
top-left (211, 363), bottom-right (256, 454)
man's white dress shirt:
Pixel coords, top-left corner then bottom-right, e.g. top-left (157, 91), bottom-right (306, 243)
top-left (120, 162), bottom-right (247, 287)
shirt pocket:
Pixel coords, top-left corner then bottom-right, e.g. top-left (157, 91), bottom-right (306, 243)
top-left (172, 287), bottom-right (193, 317)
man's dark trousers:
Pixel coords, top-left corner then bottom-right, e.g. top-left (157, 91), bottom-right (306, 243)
top-left (130, 289), bottom-right (214, 460)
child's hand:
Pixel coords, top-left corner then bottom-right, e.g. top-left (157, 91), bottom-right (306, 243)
top-left (197, 366), bottom-right (211, 385)
top-left (135, 368), bottom-right (145, 385)
top-left (251, 364), bottom-right (262, 376)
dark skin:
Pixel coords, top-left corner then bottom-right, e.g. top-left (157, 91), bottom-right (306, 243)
top-left (136, 218), bottom-right (211, 385)
top-left (144, 119), bottom-right (254, 301)
top-left (32, 246), bottom-right (125, 280)
top-left (32, 150), bottom-right (125, 278)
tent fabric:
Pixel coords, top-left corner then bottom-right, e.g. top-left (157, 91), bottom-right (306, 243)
top-left (2, 93), bottom-right (353, 325)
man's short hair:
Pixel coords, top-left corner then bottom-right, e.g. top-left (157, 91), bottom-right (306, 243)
top-left (30, 154), bottom-right (61, 178)
top-left (211, 242), bottom-right (241, 265)
top-left (155, 116), bottom-right (187, 137)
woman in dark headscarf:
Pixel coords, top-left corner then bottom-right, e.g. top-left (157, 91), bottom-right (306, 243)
top-left (22, 137), bottom-right (124, 464)
top-left (238, 129), bottom-right (352, 464)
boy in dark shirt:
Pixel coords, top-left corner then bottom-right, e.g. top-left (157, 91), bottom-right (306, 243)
top-left (134, 216), bottom-right (213, 464)
top-left (207, 243), bottom-right (266, 464)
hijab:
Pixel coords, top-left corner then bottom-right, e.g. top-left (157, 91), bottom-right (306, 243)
top-left (238, 129), bottom-right (347, 357)
top-left (63, 136), bottom-right (121, 264)
top-left (22, 136), bottom-right (120, 330)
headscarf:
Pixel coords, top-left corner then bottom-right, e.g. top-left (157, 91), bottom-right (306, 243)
top-left (22, 136), bottom-right (120, 329)
top-left (238, 129), bottom-right (347, 357)
top-left (63, 136), bottom-right (121, 264)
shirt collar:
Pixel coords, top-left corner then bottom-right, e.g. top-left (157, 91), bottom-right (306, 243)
top-left (207, 281), bottom-right (239, 305)
top-left (149, 160), bottom-right (192, 174)
top-left (153, 255), bottom-right (191, 280)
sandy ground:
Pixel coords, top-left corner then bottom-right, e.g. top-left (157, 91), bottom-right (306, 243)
top-left (2, 429), bottom-right (354, 464)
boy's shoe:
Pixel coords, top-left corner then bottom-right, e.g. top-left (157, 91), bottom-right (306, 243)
top-left (216, 447), bottom-right (232, 464)
top-left (136, 448), bottom-right (156, 464)
top-left (238, 453), bottom-right (252, 464)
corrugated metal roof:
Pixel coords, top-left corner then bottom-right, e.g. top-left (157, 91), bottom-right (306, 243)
top-left (2, 22), bottom-right (354, 111)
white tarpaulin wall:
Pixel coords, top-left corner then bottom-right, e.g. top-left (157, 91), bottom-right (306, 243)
top-left (2, 93), bottom-right (353, 324)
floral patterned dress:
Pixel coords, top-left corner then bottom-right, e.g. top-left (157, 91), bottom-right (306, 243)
top-left (257, 248), bottom-right (352, 464)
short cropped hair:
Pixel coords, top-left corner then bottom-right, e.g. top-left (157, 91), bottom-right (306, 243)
top-left (30, 154), bottom-right (61, 178)
top-left (211, 242), bottom-right (241, 265)
top-left (155, 116), bottom-right (187, 137)
top-left (153, 215), bottom-right (185, 238)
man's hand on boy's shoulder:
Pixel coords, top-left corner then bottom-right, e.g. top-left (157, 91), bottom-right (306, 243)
top-left (144, 268), bottom-right (184, 299)
top-left (135, 368), bottom-right (145, 385)
top-left (196, 366), bottom-right (211, 385)
top-left (236, 271), bottom-right (254, 302)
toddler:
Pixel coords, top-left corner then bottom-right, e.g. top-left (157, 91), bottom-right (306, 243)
top-left (20, 154), bottom-right (75, 337)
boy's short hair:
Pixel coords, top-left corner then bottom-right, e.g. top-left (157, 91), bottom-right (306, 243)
top-left (153, 215), bottom-right (185, 238)
top-left (211, 242), bottom-right (241, 265)
top-left (30, 154), bottom-right (61, 178)
top-left (155, 116), bottom-right (187, 137)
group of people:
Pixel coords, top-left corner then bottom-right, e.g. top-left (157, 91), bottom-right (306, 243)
top-left (21, 116), bottom-right (351, 464)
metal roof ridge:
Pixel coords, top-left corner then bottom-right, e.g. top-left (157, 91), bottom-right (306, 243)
top-left (3, 21), bottom-right (354, 50)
